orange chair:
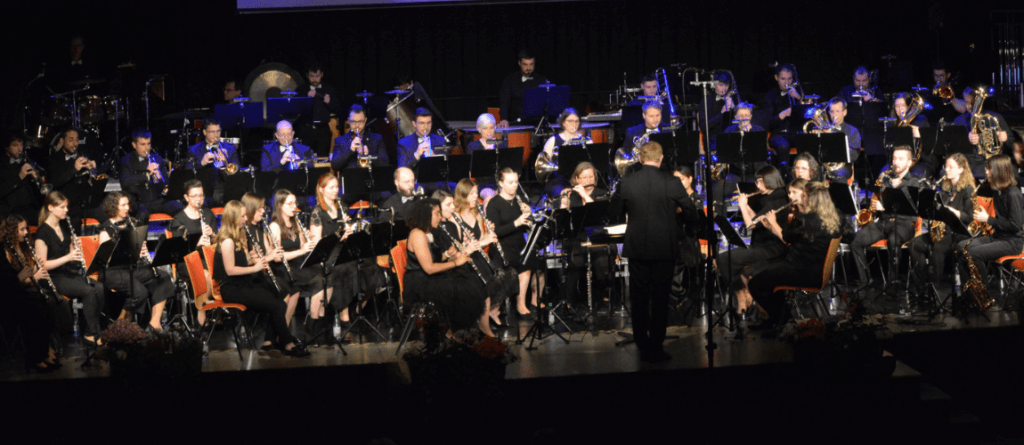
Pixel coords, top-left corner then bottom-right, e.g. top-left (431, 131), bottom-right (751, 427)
top-left (80, 235), bottom-right (100, 280)
top-left (185, 250), bottom-right (254, 359)
top-left (865, 217), bottom-right (922, 286)
top-left (774, 237), bottom-right (843, 319)
top-left (390, 240), bottom-right (408, 298)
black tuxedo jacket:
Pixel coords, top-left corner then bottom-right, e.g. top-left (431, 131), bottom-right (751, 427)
top-left (610, 164), bottom-right (696, 261)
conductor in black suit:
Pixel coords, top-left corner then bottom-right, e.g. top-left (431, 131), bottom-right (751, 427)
top-left (610, 141), bottom-right (697, 363)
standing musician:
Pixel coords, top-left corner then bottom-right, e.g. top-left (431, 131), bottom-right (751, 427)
top-left (35, 191), bottom-right (105, 345)
top-left (380, 167), bottom-right (419, 220)
top-left (187, 119), bottom-right (238, 206)
top-left (908, 153), bottom-right (976, 290)
top-left (402, 198), bottom-right (471, 318)
top-left (837, 66), bottom-right (879, 104)
top-left (213, 200), bottom-right (309, 357)
top-left (697, 71), bottom-right (738, 148)
top-left (1, 215), bottom-right (61, 372)
top-left (118, 129), bottom-right (178, 219)
top-left (308, 174), bottom-right (357, 329)
top-left (487, 167), bottom-right (538, 319)
top-left (298, 64), bottom-right (340, 157)
top-left (466, 113), bottom-right (508, 154)
top-left (762, 63), bottom-right (803, 154)
top-left (451, 179), bottom-right (502, 334)
top-left (168, 179), bottom-right (217, 248)
top-left (955, 155), bottom-right (1024, 304)
top-left (397, 108), bottom-right (446, 170)
top-left (0, 135), bottom-right (43, 225)
top-left (733, 181), bottom-right (841, 330)
top-left (498, 49), bottom-right (548, 128)
top-left (268, 189), bottom-right (326, 335)
top-left (953, 85), bottom-right (1014, 178)
top-left (97, 192), bottom-right (173, 331)
top-left (433, 189), bottom-right (492, 334)
top-left (622, 101), bottom-right (664, 155)
top-left (850, 145), bottom-right (922, 289)
top-left (261, 121), bottom-right (314, 172)
top-left (610, 141), bottom-right (696, 363)
top-left (331, 104), bottom-right (389, 171)
top-left (825, 97), bottom-right (863, 183)
top-left (719, 166), bottom-right (790, 310)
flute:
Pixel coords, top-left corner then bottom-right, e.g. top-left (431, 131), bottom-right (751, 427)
top-left (749, 200), bottom-right (798, 229)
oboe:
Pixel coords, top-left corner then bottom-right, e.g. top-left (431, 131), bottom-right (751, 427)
top-left (262, 220), bottom-right (295, 283)
top-left (65, 217), bottom-right (87, 276)
top-left (245, 225), bottom-right (281, 292)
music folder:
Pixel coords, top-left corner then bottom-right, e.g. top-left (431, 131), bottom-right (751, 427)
top-left (650, 130), bottom-right (700, 166)
top-left (713, 214), bottom-right (747, 249)
top-left (794, 133), bottom-right (849, 164)
top-left (300, 233), bottom-right (340, 270)
top-left (715, 131), bottom-right (769, 165)
top-left (828, 182), bottom-right (860, 216)
top-left (522, 85), bottom-right (570, 119)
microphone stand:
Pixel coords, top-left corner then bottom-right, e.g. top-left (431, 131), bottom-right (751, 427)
top-left (690, 72), bottom-right (719, 366)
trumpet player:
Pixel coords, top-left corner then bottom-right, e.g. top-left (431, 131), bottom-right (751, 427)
top-left (762, 63), bottom-right (802, 152)
top-left (187, 119), bottom-right (238, 205)
top-left (46, 128), bottom-right (97, 192)
top-left (261, 120), bottom-right (314, 172)
top-left (850, 145), bottom-right (922, 290)
top-left (0, 135), bottom-right (44, 224)
top-left (626, 74), bottom-right (673, 125)
top-left (118, 129), bottom-right (177, 219)
top-left (331, 104), bottom-right (388, 171)
top-left (837, 66), bottom-right (879, 104)
top-left (697, 71), bottom-right (738, 147)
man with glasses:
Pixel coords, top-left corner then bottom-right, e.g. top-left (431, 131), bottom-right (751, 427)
top-left (187, 119), bottom-right (238, 205)
top-left (261, 120), bottom-right (314, 172)
top-left (331, 104), bottom-right (388, 171)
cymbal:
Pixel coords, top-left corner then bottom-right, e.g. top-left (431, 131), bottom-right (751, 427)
top-left (356, 90), bottom-right (374, 98)
top-left (243, 62), bottom-right (304, 119)
top-left (384, 89), bottom-right (409, 95)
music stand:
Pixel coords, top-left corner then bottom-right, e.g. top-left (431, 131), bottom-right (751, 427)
top-left (829, 182), bottom-right (860, 216)
top-left (214, 102), bottom-right (264, 131)
top-left (277, 169), bottom-right (311, 197)
top-left (558, 144), bottom-right (611, 180)
top-left (523, 85), bottom-right (570, 132)
top-left (151, 235), bottom-right (195, 333)
top-left (884, 127), bottom-right (916, 150)
top-left (333, 232), bottom-right (387, 344)
top-left (714, 214), bottom-right (747, 249)
top-left (929, 125), bottom-right (971, 156)
top-left (299, 233), bottom-right (347, 354)
top-left (470, 148), bottom-right (525, 184)
top-left (651, 130), bottom-right (700, 170)
top-left (223, 170), bottom-right (255, 203)
top-left (716, 131), bottom-right (769, 182)
top-left (267, 96), bottom-right (313, 123)
top-left (846, 101), bottom-right (886, 131)
top-left (416, 154), bottom-right (465, 190)
top-left (341, 166), bottom-right (395, 216)
top-left (788, 104), bottom-right (815, 135)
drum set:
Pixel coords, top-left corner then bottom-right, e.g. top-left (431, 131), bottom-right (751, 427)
top-left (23, 79), bottom-right (129, 151)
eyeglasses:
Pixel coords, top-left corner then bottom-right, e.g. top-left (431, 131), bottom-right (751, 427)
top-left (188, 193), bottom-right (205, 199)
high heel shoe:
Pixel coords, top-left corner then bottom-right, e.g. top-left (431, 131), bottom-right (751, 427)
top-left (281, 344), bottom-right (311, 358)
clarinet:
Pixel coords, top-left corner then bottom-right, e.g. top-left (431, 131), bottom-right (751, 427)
top-left (64, 217), bottom-right (87, 276)
top-left (295, 213), bottom-right (312, 245)
top-left (453, 214), bottom-right (496, 274)
top-left (245, 225), bottom-right (281, 292)
top-left (124, 217), bottom-right (158, 278)
top-left (262, 220), bottom-right (296, 283)
top-left (199, 208), bottom-right (210, 246)
top-left (6, 237), bottom-right (59, 299)
top-left (437, 222), bottom-right (487, 285)
top-left (477, 203), bottom-right (510, 267)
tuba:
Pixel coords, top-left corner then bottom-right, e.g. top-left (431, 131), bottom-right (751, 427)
top-left (969, 86), bottom-right (1001, 159)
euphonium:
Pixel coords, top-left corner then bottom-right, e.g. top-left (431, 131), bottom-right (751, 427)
top-left (960, 238), bottom-right (995, 311)
top-left (614, 132), bottom-right (649, 177)
top-left (969, 86), bottom-right (1000, 159)
top-left (535, 147), bottom-right (558, 182)
top-left (802, 106), bottom-right (834, 134)
top-left (856, 169), bottom-right (890, 227)
top-left (897, 93), bottom-right (926, 127)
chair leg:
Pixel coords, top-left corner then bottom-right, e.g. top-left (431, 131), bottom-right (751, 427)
top-left (239, 311), bottom-right (258, 351)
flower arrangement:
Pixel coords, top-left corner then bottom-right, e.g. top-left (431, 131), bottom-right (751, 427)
top-left (402, 308), bottom-right (517, 389)
top-left (98, 320), bottom-right (203, 383)
top-left (779, 294), bottom-right (894, 371)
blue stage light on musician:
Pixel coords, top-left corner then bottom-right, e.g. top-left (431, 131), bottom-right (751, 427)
top-left (803, 107), bottom-right (817, 118)
top-left (923, 102), bottom-right (933, 110)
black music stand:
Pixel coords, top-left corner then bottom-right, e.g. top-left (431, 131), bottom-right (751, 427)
top-left (716, 131), bottom-right (769, 183)
top-left (416, 154), bottom-right (468, 191)
top-left (341, 166), bottom-right (396, 214)
top-left (80, 233), bottom-right (134, 368)
top-left (845, 101), bottom-right (886, 131)
top-left (796, 132), bottom-right (850, 179)
top-left (470, 149), bottom-right (526, 184)
top-left (333, 232), bottom-right (387, 344)
top-left (650, 130), bottom-right (700, 170)
top-left (151, 235), bottom-right (195, 334)
top-left (788, 104), bottom-right (815, 135)
top-left (267, 97), bottom-right (313, 123)
top-left (299, 233), bottom-right (347, 354)
top-left (276, 169), bottom-right (312, 197)
top-left (166, 169), bottom-right (197, 203)
top-left (253, 171), bottom-right (277, 202)
top-left (928, 125), bottom-right (971, 156)
top-left (520, 206), bottom-right (570, 350)
top-left (829, 182), bottom-right (860, 216)
top-left (223, 170), bottom-right (255, 203)
top-left (714, 214), bottom-right (748, 249)
top-left (884, 126), bottom-right (916, 151)
top-left (214, 102), bottom-right (264, 131)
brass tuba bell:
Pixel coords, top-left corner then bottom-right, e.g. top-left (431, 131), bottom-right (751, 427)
top-left (897, 93), bottom-right (925, 127)
top-left (534, 150), bottom-right (558, 182)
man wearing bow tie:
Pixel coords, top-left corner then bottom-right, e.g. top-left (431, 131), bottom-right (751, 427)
top-left (380, 167), bottom-right (419, 219)
top-left (331, 104), bottom-right (388, 171)
top-left (47, 128), bottom-right (96, 191)
top-left (187, 119), bottom-right (238, 205)
top-left (296, 64), bottom-right (340, 158)
top-left (261, 120), bottom-right (313, 172)
top-left (397, 108), bottom-right (446, 170)
top-left (498, 49), bottom-right (548, 128)
top-left (0, 135), bottom-right (43, 224)
top-left (622, 101), bottom-right (664, 156)
top-left (626, 74), bottom-right (674, 126)
top-left (697, 71), bottom-right (738, 149)
top-left (118, 129), bottom-right (179, 220)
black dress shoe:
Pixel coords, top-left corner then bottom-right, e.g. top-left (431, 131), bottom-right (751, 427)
top-left (489, 319), bottom-right (507, 330)
top-left (260, 343), bottom-right (274, 351)
top-left (516, 311), bottom-right (535, 320)
top-left (282, 344), bottom-right (311, 358)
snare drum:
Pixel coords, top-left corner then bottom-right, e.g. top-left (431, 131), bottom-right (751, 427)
top-left (499, 125), bottom-right (533, 165)
top-left (79, 95), bottom-right (104, 124)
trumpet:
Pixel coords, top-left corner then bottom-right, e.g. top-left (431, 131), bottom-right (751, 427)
top-left (19, 153), bottom-right (52, 194)
top-left (262, 219), bottom-right (295, 283)
top-left (244, 225), bottom-right (281, 292)
top-left (6, 236), bottom-right (59, 299)
top-left (147, 153), bottom-right (164, 184)
top-left (932, 72), bottom-right (958, 106)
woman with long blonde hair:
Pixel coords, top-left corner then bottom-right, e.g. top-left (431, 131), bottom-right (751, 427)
top-left (909, 153), bottom-right (977, 287)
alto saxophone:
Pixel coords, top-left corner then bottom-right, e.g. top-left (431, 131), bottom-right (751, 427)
top-left (967, 189), bottom-right (993, 237)
top-left (960, 238), bottom-right (994, 311)
top-left (856, 169), bottom-right (889, 227)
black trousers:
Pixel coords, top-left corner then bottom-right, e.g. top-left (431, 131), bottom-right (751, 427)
top-left (628, 259), bottom-right (674, 353)
top-left (908, 232), bottom-right (963, 286)
top-left (719, 243), bottom-right (785, 291)
top-left (850, 218), bottom-right (915, 284)
top-left (100, 266), bottom-right (174, 313)
top-left (220, 280), bottom-right (296, 346)
top-left (745, 261), bottom-right (820, 323)
top-left (956, 236), bottom-right (1024, 290)
top-left (50, 274), bottom-right (105, 336)
top-left (1, 291), bottom-right (55, 365)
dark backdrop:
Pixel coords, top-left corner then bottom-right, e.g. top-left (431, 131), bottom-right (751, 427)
top-left (0, 0), bottom-right (1009, 139)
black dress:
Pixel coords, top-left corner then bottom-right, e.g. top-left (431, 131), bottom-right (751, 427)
top-left (271, 223), bottom-right (324, 296)
top-left (402, 231), bottom-right (452, 307)
top-left (486, 195), bottom-right (535, 273)
top-left (313, 205), bottom-right (382, 310)
top-left (1, 249), bottom-right (57, 366)
top-left (213, 239), bottom-right (296, 345)
top-left (168, 207), bottom-right (217, 248)
top-left (98, 219), bottom-right (173, 312)
top-left (36, 221), bottom-right (105, 336)
top-left (438, 219), bottom-right (488, 329)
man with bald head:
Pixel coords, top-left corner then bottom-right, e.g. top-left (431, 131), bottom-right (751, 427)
top-left (261, 120), bottom-right (314, 172)
top-left (380, 167), bottom-right (419, 219)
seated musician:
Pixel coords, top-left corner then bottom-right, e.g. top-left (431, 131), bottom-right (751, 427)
top-left (837, 66), bottom-right (879, 105)
top-left (557, 162), bottom-right (615, 310)
top-left (908, 153), bottom-right (975, 293)
top-left (380, 167), bottom-right (419, 220)
top-left (931, 62), bottom-right (967, 115)
top-left (761, 63), bottom-right (803, 154)
top-left (626, 74), bottom-right (674, 125)
top-left (955, 155), bottom-right (1024, 307)
top-left (670, 167), bottom-right (705, 297)
top-left (881, 93), bottom-right (931, 178)
top-left (213, 200), bottom-right (309, 357)
top-left (708, 102), bottom-right (761, 208)
top-left (397, 108), bottom-right (447, 170)
top-left (46, 128), bottom-right (100, 218)
top-left (261, 120), bottom-right (314, 172)
top-left (432, 188), bottom-right (493, 334)
top-left (186, 119), bottom-right (238, 205)
top-left (498, 49), bottom-right (548, 128)
top-left (791, 152), bottom-right (819, 181)
top-left (118, 129), bottom-right (179, 220)
top-left (223, 78), bottom-right (241, 103)
top-left (559, 162), bottom-right (608, 209)
top-left (733, 181), bottom-right (840, 329)
top-left (487, 167), bottom-right (538, 318)
top-left (1, 215), bottom-right (61, 372)
top-left (402, 198), bottom-right (471, 311)
top-left (623, 101), bottom-right (664, 157)
top-left (307, 174), bottom-right (357, 332)
top-left (953, 84), bottom-right (1014, 178)
top-left (168, 179), bottom-right (217, 247)
top-left (466, 113), bottom-right (508, 154)
top-left (35, 191), bottom-right (105, 346)
top-left (718, 166), bottom-right (790, 310)
top-left (450, 180), bottom-right (502, 335)
top-left (0, 135), bottom-right (43, 225)
top-left (824, 97), bottom-right (862, 183)
top-left (331, 104), bottom-right (388, 171)
top-left (268, 189), bottom-right (326, 337)
top-left (541, 107), bottom-right (589, 195)
top-left (698, 71), bottom-right (738, 150)
top-left (850, 145), bottom-right (922, 289)
top-left (97, 192), bottom-right (173, 331)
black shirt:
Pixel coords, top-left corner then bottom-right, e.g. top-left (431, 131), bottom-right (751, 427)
top-left (783, 213), bottom-right (839, 266)
top-left (381, 194), bottom-right (416, 220)
top-left (36, 221), bottom-right (80, 277)
top-left (486, 195), bottom-right (528, 260)
top-left (987, 184), bottom-right (1024, 240)
top-left (308, 82), bottom-right (340, 124)
top-left (499, 71), bottom-right (548, 123)
top-left (880, 171), bottom-right (923, 224)
top-left (168, 208), bottom-right (217, 242)
top-left (331, 131), bottom-right (389, 171)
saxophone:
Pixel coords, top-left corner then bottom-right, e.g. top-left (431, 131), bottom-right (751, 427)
top-left (856, 169), bottom-right (889, 227)
top-left (960, 238), bottom-right (995, 311)
top-left (967, 188), bottom-right (993, 237)
top-left (929, 177), bottom-right (948, 243)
